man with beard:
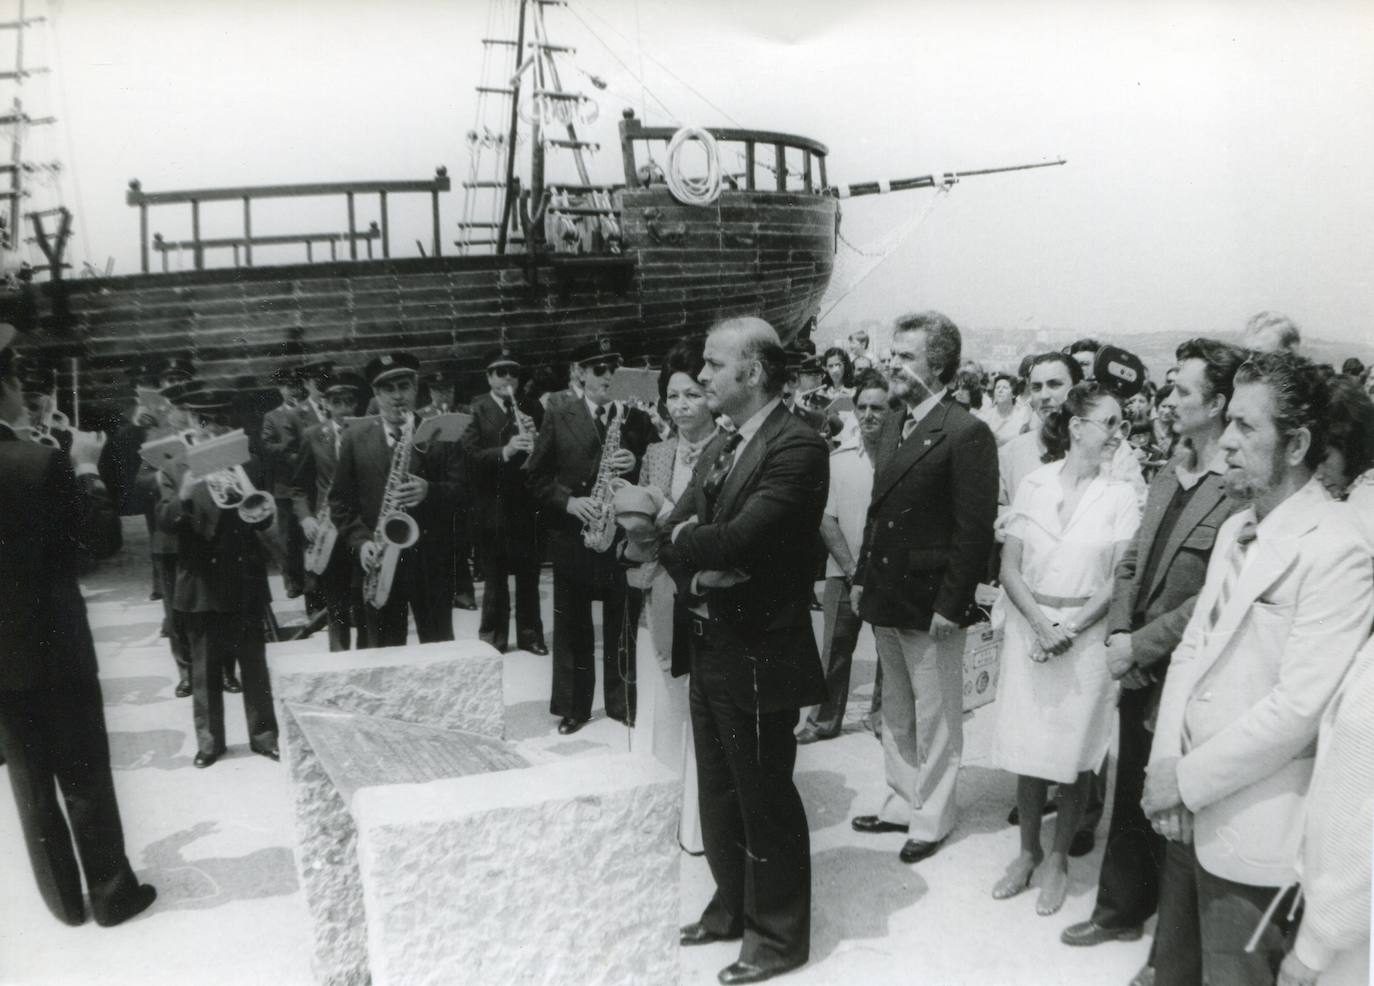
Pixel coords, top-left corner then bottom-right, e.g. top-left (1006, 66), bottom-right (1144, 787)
top-left (1144, 351), bottom-right (1372, 986)
top-left (796, 368), bottom-right (889, 744)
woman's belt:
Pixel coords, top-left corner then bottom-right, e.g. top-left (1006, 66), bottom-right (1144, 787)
top-left (1031, 590), bottom-right (1091, 609)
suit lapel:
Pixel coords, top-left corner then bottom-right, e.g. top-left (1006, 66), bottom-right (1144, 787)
top-left (714, 405), bottom-right (787, 521)
top-left (1145, 472), bottom-right (1226, 604)
top-left (566, 398), bottom-right (601, 459)
top-left (692, 430), bottom-right (729, 521)
top-left (871, 399), bottom-right (952, 505)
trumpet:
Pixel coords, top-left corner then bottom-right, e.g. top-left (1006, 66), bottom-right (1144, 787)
top-left (185, 428), bottom-right (277, 526)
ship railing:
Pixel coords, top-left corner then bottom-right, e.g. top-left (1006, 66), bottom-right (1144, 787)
top-left (618, 110), bottom-right (829, 195)
top-left (150, 222), bottom-right (383, 272)
top-left (125, 168), bottom-right (451, 274)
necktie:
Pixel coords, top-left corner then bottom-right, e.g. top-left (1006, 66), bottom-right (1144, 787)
top-left (1204, 519), bottom-right (1258, 630)
top-left (702, 432), bottom-right (744, 510)
top-left (503, 396), bottom-right (516, 418)
top-left (595, 403), bottom-right (609, 441)
top-left (900, 414), bottom-right (919, 443)
top-left (387, 423), bottom-right (402, 447)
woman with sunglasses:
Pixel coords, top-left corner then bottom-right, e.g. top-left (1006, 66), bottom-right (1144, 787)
top-left (987, 381), bottom-right (1141, 916)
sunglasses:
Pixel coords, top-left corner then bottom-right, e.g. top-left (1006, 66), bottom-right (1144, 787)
top-left (490, 367), bottom-right (518, 379)
top-left (588, 363), bottom-right (618, 377)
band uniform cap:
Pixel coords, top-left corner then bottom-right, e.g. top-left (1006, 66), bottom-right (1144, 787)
top-left (270, 365), bottom-right (299, 385)
top-left (160, 378), bottom-right (203, 405)
top-left (573, 334), bottom-right (621, 367)
top-left (300, 359), bottom-right (335, 383)
top-left (181, 388), bottom-right (236, 412)
top-left (484, 348), bottom-right (522, 372)
top-left (158, 356), bottom-right (195, 382)
top-left (325, 369), bottom-right (366, 396)
top-left (1094, 345), bottom-right (1146, 400)
top-left (798, 355), bottom-right (824, 374)
top-left (366, 352), bottom-right (421, 386)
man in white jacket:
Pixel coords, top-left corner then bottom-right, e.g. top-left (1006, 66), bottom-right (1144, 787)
top-left (1143, 351), bottom-right (1373, 986)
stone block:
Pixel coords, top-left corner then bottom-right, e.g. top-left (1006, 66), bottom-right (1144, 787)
top-left (269, 639), bottom-right (504, 739)
top-left (353, 754), bottom-right (682, 986)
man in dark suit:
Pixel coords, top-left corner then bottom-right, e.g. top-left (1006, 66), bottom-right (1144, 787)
top-left (419, 367), bottom-right (478, 611)
top-left (1060, 339), bottom-right (1245, 966)
top-left (850, 311), bottom-right (998, 865)
top-left (330, 352), bottom-right (462, 648)
top-left (292, 369), bottom-right (365, 651)
top-left (650, 316), bottom-right (828, 985)
top-left (261, 365), bottom-right (313, 599)
top-left (462, 348), bottom-right (547, 654)
top-left (0, 326), bottom-right (157, 927)
top-left (158, 389), bottom-right (280, 768)
top-left (527, 335), bottom-right (654, 734)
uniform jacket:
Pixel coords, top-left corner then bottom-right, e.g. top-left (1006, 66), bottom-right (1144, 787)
top-left (658, 402), bottom-right (829, 712)
top-left (290, 418), bottom-right (346, 522)
top-left (158, 456), bottom-right (273, 614)
top-left (461, 391), bottom-right (545, 553)
top-left (0, 430), bottom-right (122, 690)
top-left (260, 401), bottom-right (318, 498)
top-left (1149, 479), bottom-right (1374, 887)
top-left (855, 394), bottom-right (998, 630)
top-left (526, 397), bottom-right (654, 541)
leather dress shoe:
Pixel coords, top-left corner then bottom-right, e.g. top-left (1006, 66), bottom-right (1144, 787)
top-left (679, 921), bottom-right (741, 946)
top-left (175, 679), bottom-right (192, 698)
top-left (222, 675), bottom-right (242, 694)
top-left (851, 815), bottom-right (908, 835)
top-left (252, 745), bottom-right (281, 762)
top-left (193, 751), bottom-right (219, 768)
top-left (1060, 920), bottom-right (1143, 947)
top-left (523, 640), bottom-right (549, 656)
top-left (1068, 828), bottom-right (1096, 858)
top-left (452, 591), bottom-right (478, 611)
top-left (717, 958), bottom-right (805, 984)
top-left (899, 838), bottom-right (944, 864)
top-left (94, 884), bottom-right (157, 928)
top-left (557, 716), bottom-right (587, 735)
top-left (795, 726), bottom-right (835, 745)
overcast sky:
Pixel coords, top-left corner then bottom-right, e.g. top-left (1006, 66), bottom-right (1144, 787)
top-left (16, 0), bottom-right (1374, 346)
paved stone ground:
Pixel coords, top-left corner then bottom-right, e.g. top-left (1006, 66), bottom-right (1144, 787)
top-left (0, 519), bottom-right (1151, 985)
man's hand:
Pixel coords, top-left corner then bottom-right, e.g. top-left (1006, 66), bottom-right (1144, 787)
top-left (502, 433), bottom-right (534, 460)
top-left (696, 569), bottom-right (750, 589)
top-left (68, 428), bottom-right (107, 471)
top-left (178, 468), bottom-right (199, 503)
top-left (1142, 756), bottom-right (1184, 816)
top-left (1149, 804), bottom-right (1194, 844)
top-left (301, 516), bottom-right (321, 542)
top-left (1277, 950), bottom-right (1320, 986)
top-left (929, 611), bottom-right (959, 642)
top-left (609, 448), bottom-right (637, 476)
top-left (850, 584), bottom-right (863, 613)
top-left (1120, 667), bottom-right (1152, 690)
top-left (359, 541), bottom-right (380, 570)
top-left (394, 476), bottom-right (428, 508)
top-left (566, 496), bottom-right (599, 525)
top-left (1105, 631), bottom-right (1135, 678)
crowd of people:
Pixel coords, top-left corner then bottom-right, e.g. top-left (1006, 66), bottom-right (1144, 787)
top-left (1, 308), bottom-right (1371, 986)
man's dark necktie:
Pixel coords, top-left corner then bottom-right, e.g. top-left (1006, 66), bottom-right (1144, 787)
top-left (503, 396), bottom-right (517, 431)
top-left (594, 403), bottom-right (612, 442)
top-left (702, 432), bottom-right (743, 516)
top-left (387, 423), bottom-right (403, 447)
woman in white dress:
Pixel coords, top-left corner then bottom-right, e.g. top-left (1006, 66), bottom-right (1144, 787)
top-left (988, 382), bottom-right (1141, 915)
top-left (628, 339), bottom-right (717, 854)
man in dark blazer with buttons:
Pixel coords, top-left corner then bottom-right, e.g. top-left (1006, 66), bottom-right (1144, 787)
top-left (0, 326), bottom-right (157, 927)
top-left (462, 347), bottom-right (547, 655)
top-left (1061, 338), bottom-right (1245, 965)
top-left (653, 316), bottom-right (829, 986)
top-left (527, 335), bottom-right (654, 733)
top-left (330, 352), bottom-right (462, 648)
top-left (850, 311), bottom-right (998, 865)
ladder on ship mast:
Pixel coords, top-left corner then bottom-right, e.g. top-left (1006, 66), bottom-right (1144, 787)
top-left (458, 0), bottom-right (608, 255)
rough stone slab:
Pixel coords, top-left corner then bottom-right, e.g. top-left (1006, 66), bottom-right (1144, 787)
top-left (269, 639), bottom-right (504, 739)
top-left (291, 705), bottom-right (528, 805)
top-left (353, 754), bottom-right (682, 986)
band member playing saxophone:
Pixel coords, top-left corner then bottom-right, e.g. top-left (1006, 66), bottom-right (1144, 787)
top-left (156, 388), bottom-right (280, 768)
top-left (527, 335), bottom-right (655, 734)
top-left (292, 369), bottom-right (366, 651)
top-left (462, 347), bottom-right (548, 655)
top-left (329, 352), bottom-right (462, 648)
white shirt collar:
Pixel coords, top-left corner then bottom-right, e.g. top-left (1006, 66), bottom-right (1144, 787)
top-left (906, 388), bottom-right (946, 427)
top-left (733, 397), bottom-right (782, 445)
top-left (1175, 442), bottom-right (1228, 491)
top-left (586, 396), bottom-right (617, 421)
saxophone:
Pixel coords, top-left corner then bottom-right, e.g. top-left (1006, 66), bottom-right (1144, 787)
top-left (581, 408), bottom-right (625, 552)
top-left (363, 417), bottom-right (421, 608)
top-left (304, 421), bottom-right (343, 575)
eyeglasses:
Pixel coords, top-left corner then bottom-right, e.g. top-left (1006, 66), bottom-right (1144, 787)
top-left (490, 367), bottom-right (518, 379)
top-left (1076, 415), bottom-right (1129, 437)
top-left (589, 363), bottom-right (618, 377)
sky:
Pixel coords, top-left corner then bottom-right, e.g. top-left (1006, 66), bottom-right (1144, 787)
top-left (10, 0), bottom-right (1374, 348)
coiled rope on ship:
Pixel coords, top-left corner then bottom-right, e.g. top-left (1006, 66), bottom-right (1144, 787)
top-left (665, 126), bottom-right (722, 207)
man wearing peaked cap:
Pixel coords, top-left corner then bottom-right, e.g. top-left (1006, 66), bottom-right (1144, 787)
top-left (331, 350), bottom-right (463, 647)
top-left (0, 327), bottom-right (159, 926)
top-left (299, 360), bottom-right (334, 426)
top-left (462, 346), bottom-right (547, 655)
top-left (292, 368), bottom-right (367, 651)
top-left (261, 364), bottom-right (313, 600)
top-left (418, 362), bottom-right (478, 611)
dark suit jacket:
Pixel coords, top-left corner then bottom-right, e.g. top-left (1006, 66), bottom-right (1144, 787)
top-left (290, 420), bottom-right (344, 522)
top-left (260, 402), bottom-right (317, 498)
top-left (0, 430), bottom-right (122, 690)
top-left (658, 402), bottom-right (829, 712)
top-left (462, 392), bottom-right (545, 560)
top-left (98, 416), bottom-right (150, 516)
top-left (526, 398), bottom-right (655, 542)
top-left (328, 414), bottom-right (461, 580)
top-left (1106, 454), bottom-right (1239, 681)
top-left (855, 394), bottom-right (998, 630)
